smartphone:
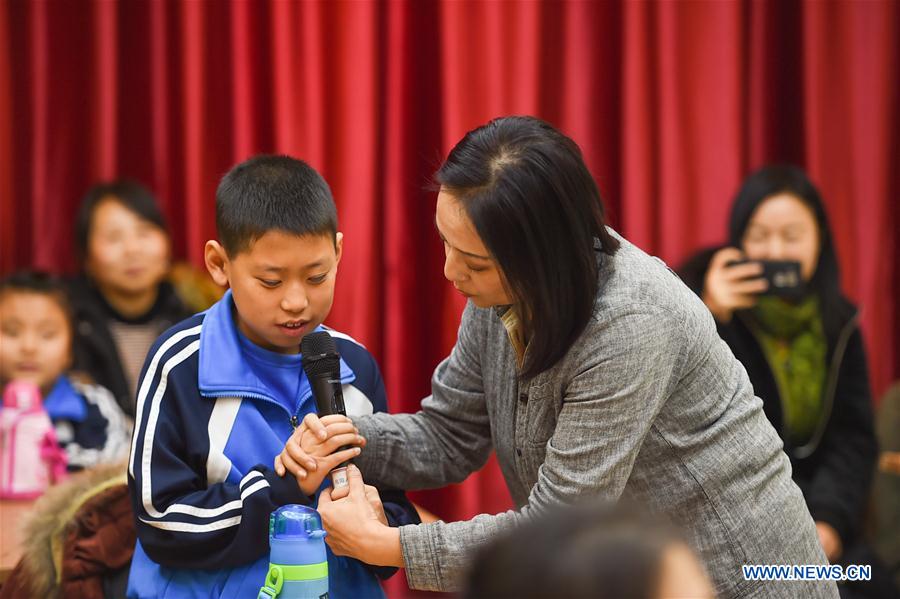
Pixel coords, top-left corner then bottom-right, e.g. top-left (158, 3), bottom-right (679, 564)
top-left (726, 259), bottom-right (805, 299)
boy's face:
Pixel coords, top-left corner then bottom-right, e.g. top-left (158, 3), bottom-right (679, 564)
top-left (205, 231), bottom-right (343, 354)
top-left (0, 291), bottom-right (72, 393)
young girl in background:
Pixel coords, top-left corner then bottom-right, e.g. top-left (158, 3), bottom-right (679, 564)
top-left (0, 271), bottom-right (131, 470)
top-left (69, 181), bottom-right (189, 417)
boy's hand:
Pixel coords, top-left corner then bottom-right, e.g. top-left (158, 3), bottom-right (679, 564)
top-left (274, 414), bottom-right (366, 495)
top-left (274, 413), bottom-right (361, 477)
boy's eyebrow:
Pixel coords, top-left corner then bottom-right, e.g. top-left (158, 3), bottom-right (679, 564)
top-left (433, 216), bottom-right (491, 261)
top-left (258, 261), bottom-right (326, 273)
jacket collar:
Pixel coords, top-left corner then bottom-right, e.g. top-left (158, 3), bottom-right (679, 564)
top-left (69, 275), bottom-right (186, 326)
top-left (198, 290), bottom-right (354, 401)
top-left (43, 376), bottom-right (87, 422)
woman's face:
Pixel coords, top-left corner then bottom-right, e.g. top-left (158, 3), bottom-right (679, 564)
top-left (85, 196), bottom-right (170, 296)
top-left (741, 192), bottom-right (821, 281)
top-left (435, 190), bottom-right (513, 308)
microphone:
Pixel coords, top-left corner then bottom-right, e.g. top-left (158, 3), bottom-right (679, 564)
top-left (301, 331), bottom-right (351, 489)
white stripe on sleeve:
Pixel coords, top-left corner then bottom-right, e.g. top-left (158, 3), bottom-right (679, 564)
top-left (140, 515), bottom-right (243, 533)
top-left (129, 325), bottom-right (203, 477)
top-left (140, 340), bottom-right (202, 518)
top-left (143, 471), bottom-right (268, 520)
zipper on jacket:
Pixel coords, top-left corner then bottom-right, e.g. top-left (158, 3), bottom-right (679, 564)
top-left (290, 387), bottom-right (318, 429)
top-left (738, 310), bottom-right (859, 459)
top-left (204, 390), bottom-right (297, 428)
top-left (792, 312), bottom-right (859, 459)
top-left (207, 390), bottom-right (313, 431)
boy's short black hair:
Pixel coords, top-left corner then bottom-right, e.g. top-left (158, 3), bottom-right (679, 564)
top-left (215, 155), bottom-right (338, 256)
top-left (0, 270), bottom-right (74, 332)
top-left (75, 180), bottom-right (168, 261)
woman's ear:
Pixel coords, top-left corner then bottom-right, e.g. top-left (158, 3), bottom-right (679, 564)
top-left (204, 240), bottom-right (230, 288)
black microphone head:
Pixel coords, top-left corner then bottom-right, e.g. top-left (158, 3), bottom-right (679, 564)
top-left (301, 331), bottom-right (340, 377)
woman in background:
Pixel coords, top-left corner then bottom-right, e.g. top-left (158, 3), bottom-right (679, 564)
top-left (69, 181), bottom-right (189, 418)
top-left (679, 165), bottom-right (890, 598)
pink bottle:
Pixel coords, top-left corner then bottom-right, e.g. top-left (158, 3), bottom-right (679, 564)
top-left (0, 380), bottom-right (68, 498)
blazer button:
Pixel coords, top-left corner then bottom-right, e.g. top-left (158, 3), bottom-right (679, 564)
top-left (518, 392), bottom-right (528, 403)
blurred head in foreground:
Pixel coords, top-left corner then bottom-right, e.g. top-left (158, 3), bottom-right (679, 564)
top-left (463, 502), bottom-right (715, 599)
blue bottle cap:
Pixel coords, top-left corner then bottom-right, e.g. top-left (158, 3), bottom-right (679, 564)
top-left (269, 504), bottom-right (327, 541)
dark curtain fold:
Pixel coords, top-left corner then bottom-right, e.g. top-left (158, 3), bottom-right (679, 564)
top-left (2, 1), bottom-right (898, 594)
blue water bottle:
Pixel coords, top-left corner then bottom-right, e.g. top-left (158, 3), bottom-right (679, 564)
top-left (258, 504), bottom-right (329, 599)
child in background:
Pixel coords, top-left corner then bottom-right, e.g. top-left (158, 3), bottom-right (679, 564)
top-left (69, 180), bottom-right (190, 418)
top-left (0, 271), bottom-right (132, 471)
top-left (127, 155), bottom-right (419, 599)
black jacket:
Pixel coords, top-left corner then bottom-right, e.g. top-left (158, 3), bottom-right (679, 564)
top-left (678, 247), bottom-right (878, 545)
top-left (67, 276), bottom-right (190, 419)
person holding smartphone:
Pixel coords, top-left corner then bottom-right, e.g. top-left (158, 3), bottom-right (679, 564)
top-left (679, 165), bottom-right (893, 598)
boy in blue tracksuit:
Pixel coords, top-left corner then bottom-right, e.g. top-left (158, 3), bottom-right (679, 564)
top-left (127, 155), bottom-right (420, 598)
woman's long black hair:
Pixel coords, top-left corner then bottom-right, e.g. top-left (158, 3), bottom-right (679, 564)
top-left (728, 164), bottom-right (855, 345)
top-left (435, 116), bottom-right (619, 379)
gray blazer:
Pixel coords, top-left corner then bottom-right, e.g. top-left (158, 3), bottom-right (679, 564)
top-left (356, 233), bottom-right (838, 597)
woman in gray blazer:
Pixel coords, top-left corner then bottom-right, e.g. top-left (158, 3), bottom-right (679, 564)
top-left (279, 116), bottom-right (838, 598)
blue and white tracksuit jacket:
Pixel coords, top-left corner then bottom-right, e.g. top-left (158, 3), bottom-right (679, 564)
top-left (45, 375), bottom-right (132, 471)
top-left (127, 291), bottom-right (419, 598)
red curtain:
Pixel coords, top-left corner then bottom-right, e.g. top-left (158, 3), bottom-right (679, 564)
top-left (2, 1), bottom-right (898, 594)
